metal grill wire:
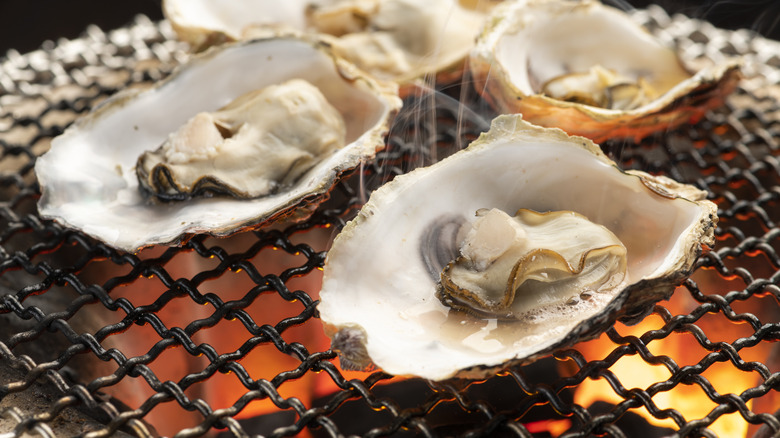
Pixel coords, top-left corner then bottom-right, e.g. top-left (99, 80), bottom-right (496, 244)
top-left (0, 7), bottom-right (779, 438)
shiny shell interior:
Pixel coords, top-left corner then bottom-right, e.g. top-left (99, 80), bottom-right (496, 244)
top-left (35, 36), bottom-right (401, 252)
top-left (318, 115), bottom-right (717, 380)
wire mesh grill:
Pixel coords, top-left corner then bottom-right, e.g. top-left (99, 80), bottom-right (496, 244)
top-left (1, 7), bottom-right (779, 438)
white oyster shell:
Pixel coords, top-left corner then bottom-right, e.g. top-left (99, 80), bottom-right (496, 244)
top-left (164, 0), bottom-right (487, 85)
top-left (469, 0), bottom-right (741, 143)
top-left (136, 79), bottom-right (348, 200)
top-left (163, 0), bottom-right (311, 50)
top-left (318, 114), bottom-right (717, 381)
top-left (439, 208), bottom-right (628, 319)
top-left (35, 36), bottom-right (401, 252)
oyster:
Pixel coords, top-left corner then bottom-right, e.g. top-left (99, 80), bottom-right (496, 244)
top-left (164, 0), bottom-right (487, 85)
top-left (308, 0), bottom-right (485, 84)
top-left (469, 0), bottom-right (741, 143)
top-left (162, 0), bottom-right (311, 50)
top-left (35, 36), bottom-right (401, 252)
top-left (318, 114), bottom-right (717, 380)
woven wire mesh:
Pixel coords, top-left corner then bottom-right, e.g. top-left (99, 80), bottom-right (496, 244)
top-left (0, 6), bottom-right (779, 438)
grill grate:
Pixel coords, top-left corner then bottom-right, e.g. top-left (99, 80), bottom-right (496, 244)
top-left (1, 7), bottom-right (780, 438)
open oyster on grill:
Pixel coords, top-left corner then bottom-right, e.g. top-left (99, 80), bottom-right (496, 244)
top-left (318, 114), bottom-right (717, 381)
top-left (469, 0), bottom-right (741, 143)
top-left (164, 0), bottom-right (487, 86)
top-left (35, 36), bottom-right (401, 252)
top-left (163, 0), bottom-right (311, 50)
top-left (307, 0), bottom-right (485, 84)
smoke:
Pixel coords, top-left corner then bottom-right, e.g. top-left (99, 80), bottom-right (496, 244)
top-left (637, 0), bottom-right (780, 39)
top-left (601, 0), bottom-right (636, 11)
top-left (700, 0), bottom-right (780, 37)
top-left (354, 0), bottom-right (780, 209)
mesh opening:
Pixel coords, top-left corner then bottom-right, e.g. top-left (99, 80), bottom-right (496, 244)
top-left (1, 8), bottom-right (779, 438)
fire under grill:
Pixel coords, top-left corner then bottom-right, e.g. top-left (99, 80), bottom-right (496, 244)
top-left (1, 6), bottom-right (779, 438)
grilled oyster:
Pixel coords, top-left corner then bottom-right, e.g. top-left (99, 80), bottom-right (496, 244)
top-left (35, 36), bottom-right (401, 252)
top-left (162, 0), bottom-right (311, 50)
top-left (469, 0), bottom-right (741, 143)
top-left (164, 0), bottom-right (487, 85)
top-left (318, 114), bottom-right (717, 380)
top-left (308, 0), bottom-right (485, 84)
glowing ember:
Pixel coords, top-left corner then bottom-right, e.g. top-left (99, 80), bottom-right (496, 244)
top-left (570, 274), bottom-right (778, 437)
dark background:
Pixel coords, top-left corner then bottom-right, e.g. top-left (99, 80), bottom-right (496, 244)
top-left (0, 0), bottom-right (778, 56)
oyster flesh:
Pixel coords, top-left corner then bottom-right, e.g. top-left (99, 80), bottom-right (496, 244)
top-left (162, 0), bottom-right (311, 50)
top-left (137, 79), bottom-right (347, 201)
top-left (318, 114), bottom-right (717, 380)
top-left (164, 0), bottom-right (487, 85)
top-left (438, 208), bottom-right (627, 320)
top-left (469, 0), bottom-right (741, 143)
top-left (35, 36), bottom-right (401, 252)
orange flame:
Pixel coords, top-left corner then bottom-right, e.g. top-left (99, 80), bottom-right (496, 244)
top-left (570, 261), bottom-right (778, 437)
top-left (85, 226), bottom-right (389, 435)
top-left (81, 226), bottom-right (778, 437)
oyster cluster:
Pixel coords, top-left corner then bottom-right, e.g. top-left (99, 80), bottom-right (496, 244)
top-left (35, 0), bottom-right (737, 380)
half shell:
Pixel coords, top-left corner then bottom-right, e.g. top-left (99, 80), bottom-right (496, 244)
top-left (318, 114), bottom-right (717, 380)
top-left (163, 0), bottom-right (487, 85)
top-left (35, 36), bottom-right (401, 252)
top-left (469, 0), bottom-right (741, 143)
top-left (162, 0), bottom-right (310, 50)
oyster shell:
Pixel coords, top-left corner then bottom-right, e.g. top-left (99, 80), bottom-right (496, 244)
top-left (164, 0), bottom-right (487, 85)
top-left (469, 0), bottom-right (741, 143)
top-left (162, 0), bottom-right (311, 50)
top-left (35, 36), bottom-right (401, 252)
top-left (318, 114), bottom-right (717, 380)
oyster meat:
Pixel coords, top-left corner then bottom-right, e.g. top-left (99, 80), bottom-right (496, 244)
top-left (469, 0), bottom-right (741, 143)
top-left (137, 79), bottom-right (347, 201)
top-left (35, 36), bottom-right (401, 252)
top-left (318, 114), bottom-right (717, 380)
top-left (439, 208), bottom-right (627, 320)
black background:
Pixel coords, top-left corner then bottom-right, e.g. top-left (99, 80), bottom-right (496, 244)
top-left (0, 0), bottom-right (778, 56)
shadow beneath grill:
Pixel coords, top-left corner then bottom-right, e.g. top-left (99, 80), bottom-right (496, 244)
top-left (586, 402), bottom-right (675, 438)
